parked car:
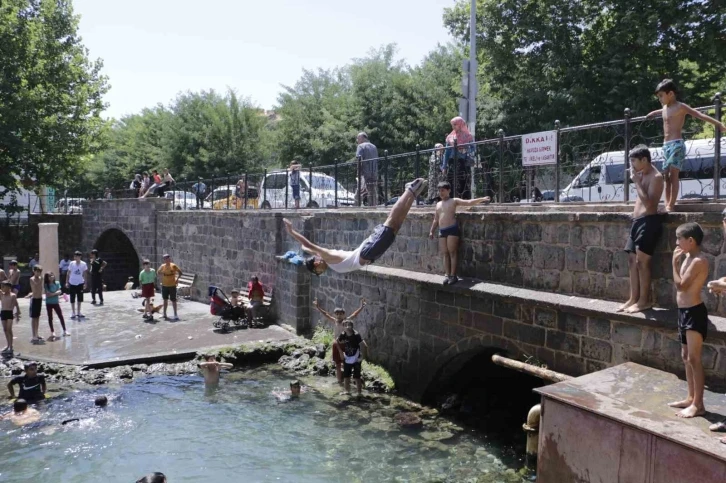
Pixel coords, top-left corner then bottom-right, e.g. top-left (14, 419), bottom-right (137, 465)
top-left (258, 171), bottom-right (355, 209)
top-left (205, 185), bottom-right (259, 210)
top-left (54, 198), bottom-right (86, 214)
top-left (560, 138), bottom-right (726, 202)
top-left (164, 191), bottom-right (198, 210)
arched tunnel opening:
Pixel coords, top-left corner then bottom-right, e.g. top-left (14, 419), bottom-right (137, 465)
top-left (421, 348), bottom-right (544, 463)
top-left (94, 229), bottom-right (140, 291)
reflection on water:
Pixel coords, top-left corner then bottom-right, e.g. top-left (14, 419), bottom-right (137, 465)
top-left (0, 368), bottom-right (527, 482)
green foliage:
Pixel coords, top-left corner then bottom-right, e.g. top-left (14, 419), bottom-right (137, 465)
top-left (362, 361), bottom-right (396, 391)
top-left (0, 0), bottom-right (109, 195)
top-left (312, 325), bottom-right (334, 349)
top-left (275, 44), bottom-right (463, 167)
top-left (443, 0), bottom-right (726, 135)
top-left (87, 89), bottom-right (271, 191)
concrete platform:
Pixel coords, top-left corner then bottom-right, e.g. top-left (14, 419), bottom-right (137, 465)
top-left (536, 363), bottom-right (726, 482)
top-left (6, 291), bottom-right (293, 367)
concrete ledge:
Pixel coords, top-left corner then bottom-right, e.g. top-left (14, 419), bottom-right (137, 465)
top-left (363, 265), bottom-right (726, 342)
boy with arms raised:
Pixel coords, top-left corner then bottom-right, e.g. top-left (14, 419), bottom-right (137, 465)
top-left (646, 79), bottom-right (726, 211)
top-left (198, 354), bottom-right (233, 387)
top-left (617, 145), bottom-right (664, 313)
top-left (313, 297), bottom-right (366, 384)
top-left (668, 223), bottom-right (709, 418)
top-left (285, 178), bottom-right (428, 275)
top-left (428, 181), bottom-right (490, 285)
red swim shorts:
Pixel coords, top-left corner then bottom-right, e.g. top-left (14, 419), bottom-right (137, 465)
top-left (141, 283), bottom-right (155, 299)
top-left (332, 340), bottom-right (343, 364)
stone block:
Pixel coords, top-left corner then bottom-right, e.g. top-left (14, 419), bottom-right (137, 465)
top-left (702, 344), bottom-right (718, 370)
top-left (641, 330), bottom-right (662, 353)
top-left (470, 296), bottom-right (493, 314)
top-left (566, 248), bottom-right (586, 272)
top-left (485, 222), bottom-right (502, 240)
top-left (522, 223), bottom-right (542, 242)
top-left (420, 301), bottom-right (440, 321)
top-left (534, 245), bottom-right (565, 270)
top-left (589, 273), bottom-right (607, 298)
top-left (534, 347), bottom-right (557, 369)
top-left (553, 352), bottom-right (585, 376)
top-left (534, 309), bottom-right (558, 329)
top-left (587, 318), bottom-right (611, 340)
top-left (511, 243), bottom-right (533, 267)
top-left (559, 270), bottom-right (574, 293)
top-left (504, 267), bottom-right (523, 286)
top-left (715, 348), bottom-right (726, 374)
top-left (503, 224), bottom-right (522, 242)
top-left (661, 337), bottom-right (683, 361)
top-left (420, 316), bottom-right (449, 340)
top-left (585, 360), bottom-right (609, 373)
top-left (701, 226), bottom-right (723, 256)
top-left (586, 247), bottom-right (613, 273)
top-left (493, 300), bottom-right (519, 320)
top-left (436, 290), bottom-right (457, 307)
top-left (603, 223), bottom-right (625, 249)
top-left (558, 312), bottom-right (587, 335)
top-left (546, 331), bottom-right (581, 355)
top-left (520, 305), bottom-right (534, 324)
top-left (572, 272), bottom-right (591, 296)
top-left (502, 320), bottom-right (546, 346)
top-left (611, 250), bottom-right (630, 278)
top-left (471, 313), bottom-right (503, 335)
top-left (581, 337), bottom-right (613, 362)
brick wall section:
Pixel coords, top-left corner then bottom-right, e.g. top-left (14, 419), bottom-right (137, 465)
top-left (310, 266), bottom-right (726, 400)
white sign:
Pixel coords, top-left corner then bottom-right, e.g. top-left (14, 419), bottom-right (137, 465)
top-left (522, 130), bottom-right (557, 166)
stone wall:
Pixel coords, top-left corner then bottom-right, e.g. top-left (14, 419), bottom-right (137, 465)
top-left (299, 209), bottom-right (726, 317)
top-left (310, 265), bottom-right (726, 400)
top-left (28, 214), bottom-right (83, 259)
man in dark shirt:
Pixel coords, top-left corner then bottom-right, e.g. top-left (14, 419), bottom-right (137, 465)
top-left (7, 361), bottom-right (46, 403)
top-left (337, 320), bottom-right (369, 396)
top-left (89, 249), bottom-right (107, 305)
top-left (356, 132), bottom-right (379, 206)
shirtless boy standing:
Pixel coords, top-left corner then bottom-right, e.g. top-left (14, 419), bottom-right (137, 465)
top-left (286, 178), bottom-right (428, 275)
top-left (1, 280), bottom-right (21, 353)
top-left (313, 297), bottom-right (366, 384)
top-left (198, 355), bottom-right (233, 387)
top-left (26, 265), bottom-right (44, 343)
top-left (429, 181), bottom-right (490, 285)
top-left (646, 79), bottom-right (726, 211)
top-left (618, 145), bottom-right (664, 314)
top-left (668, 223), bottom-right (709, 418)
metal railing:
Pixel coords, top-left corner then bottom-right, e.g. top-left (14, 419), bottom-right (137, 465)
top-left (4, 96), bottom-right (724, 218)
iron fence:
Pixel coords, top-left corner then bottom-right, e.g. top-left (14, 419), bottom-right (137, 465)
top-left (4, 95), bottom-right (724, 217)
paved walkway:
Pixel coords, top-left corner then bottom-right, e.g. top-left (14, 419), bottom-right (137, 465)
top-left (6, 291), bottom-right (293, 366)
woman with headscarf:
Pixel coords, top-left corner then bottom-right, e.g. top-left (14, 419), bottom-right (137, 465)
top-left (427, 143), bottom-right (445, 202)
top-left (442, 117), bottom-right (475, 199)
top-left (130, 174), bottom-right (142, 198)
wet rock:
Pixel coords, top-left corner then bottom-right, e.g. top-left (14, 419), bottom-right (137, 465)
top-left (111, 366), bottom-right (134, 380)
top-left (302, 346), bottom-right (318, 357)
top-left (131, 364), bottom-right (148, 372)
top-left (291, 349), bottom-right (304, 359)
top-left (394, 411), bottom-right (423, 429)
top-left (81, 370), bottom-right (108, 385)
top-left (315, 344), bottom-right (326, 358)
top-left (420, 430), bottom-right (455, 442)
top-left (418, 407), bottom-right (439, 419)
top-left (311, 359), bottom-right (330, 376)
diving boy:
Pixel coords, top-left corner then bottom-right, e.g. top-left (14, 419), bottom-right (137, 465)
top-left (668, 223), bottom-right (709, 418)
top-left (428, 181), bottom-right (490, 285)
top-left (312, 297), bottom-right (366, 384)
top-left (646, 79), bottom-right (726, 211)
top-left (285, 178), bottom-right (428, 275)
top-left (617, 145), bottom-right (664, 314)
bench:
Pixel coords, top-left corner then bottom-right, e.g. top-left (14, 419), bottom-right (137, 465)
top-left (177, 273), bottom-right (196, 299)
top-left (239, 291), bottom-right (273, 325)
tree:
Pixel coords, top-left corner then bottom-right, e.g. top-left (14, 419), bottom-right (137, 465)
top-left (0, 0), bottom-right (109, 195)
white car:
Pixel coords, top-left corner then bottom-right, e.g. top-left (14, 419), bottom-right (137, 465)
top-left (258, 171), bottom-right (355, 209)
top-left (164, 191), bottom-right (199, 210)
top-left (54, 197), bottom-right (85, 214)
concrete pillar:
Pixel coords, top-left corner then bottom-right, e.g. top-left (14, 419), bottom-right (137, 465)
top-left (39, 223), bottom-right (59, 278)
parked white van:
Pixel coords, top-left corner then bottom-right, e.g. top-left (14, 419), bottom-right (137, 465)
top-left (258, 171), bottom-right (356, 209)
top-left (560, 138), bottom-right (726, 202)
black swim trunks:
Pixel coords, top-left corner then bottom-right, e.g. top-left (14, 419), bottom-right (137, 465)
top-left (678, 303), bottom-right (709, 344)
top-left (30, 298), bottom-right (42, 318)
top-left (1, 310), bottom-right (13, 321)
top-left (360, 224), bottom-right (396, 263)
top-left (439, 223), bottom-right (461, 238)
top-left (624, 214), bottom-right (663, 256)
top-left (343, 361), bottom-right (362, 379)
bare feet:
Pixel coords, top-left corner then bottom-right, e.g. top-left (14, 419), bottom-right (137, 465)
top-left (665, 204), bottom-right (675, 212)
top-left (625, 302), bottom-right (653, 314)
top-left (616, 300), bottom-right (636, 312)
top-left (668, 399), bottom-right (693, 409)
top-left (676, 404), bottom-right (705, 418)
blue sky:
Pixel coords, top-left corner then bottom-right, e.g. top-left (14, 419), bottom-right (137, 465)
top-left (73, 0), bottom-right (457, 119)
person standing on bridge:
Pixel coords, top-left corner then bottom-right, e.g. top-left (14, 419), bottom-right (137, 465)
top-left (284, 177), bottom-right (428, 275)
top-left (89, 249), bottom-right (107, 306)
top-left (191, 178), bottom-right (207, 209)
top-left (158, 254), bottom-right (182, 321)
top-left (356, 132), bottom-right (379, 206)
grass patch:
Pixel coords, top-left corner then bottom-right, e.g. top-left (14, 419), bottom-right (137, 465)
top-left (362, 361), bottom-right (395, 391)
top-left (312, 326), bottom-right (334, 348)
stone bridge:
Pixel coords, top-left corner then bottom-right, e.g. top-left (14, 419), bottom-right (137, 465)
top-left (65, 199), bottom-right (726, 400)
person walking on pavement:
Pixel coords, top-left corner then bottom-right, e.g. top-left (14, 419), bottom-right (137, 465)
top-left (89, 249), bottom-right (107, 306)
top-left (158, 254), bottom-right (182, 321)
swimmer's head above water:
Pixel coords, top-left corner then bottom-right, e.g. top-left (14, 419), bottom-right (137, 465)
top-left (95, 396), bottom-right (108, 407)
top-left (13, 399), bottom-right (28, 414)
top-left (290, 380), bottom-right (301, 397)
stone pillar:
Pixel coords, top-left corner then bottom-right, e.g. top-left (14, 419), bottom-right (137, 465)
top-left (39, 223), bottom-right (59, 278)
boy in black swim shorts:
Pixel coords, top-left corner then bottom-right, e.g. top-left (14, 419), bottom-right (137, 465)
top-left (668, 222), bottom-right (709, 419)
top-left (284, 178), bottom-right (429, 275)
top-left (618, 145), bottom-right (664, 314)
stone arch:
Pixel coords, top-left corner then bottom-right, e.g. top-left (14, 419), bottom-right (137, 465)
top-left (94, 228), bottom-right (141, 290)
top-left (418, 334), bottom-right (527, 403)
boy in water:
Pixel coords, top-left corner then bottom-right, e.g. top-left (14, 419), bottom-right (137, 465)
top-left (312, 297), bottom-right (367, 384)
top-left (25, 265), bottom-right (44, 343)
top-left (7, 260), bottom-right (20, 294)
top-left (667, 223), bottom-right (709, 418)
top-left (337, 320), bottom-right (369, 396)
top-left (617, 145), bottom-right (665, 313)
top-left (429, 181), bottom-right (490, 285)
top-left (198, 355), bottom-right (233, 386)
top-left (8, 361), bottom-right (46, 403)
top-left (285, 178), bottom-right (428, 275)
top-left (0, 399), bottom-right (40, 426)
top-left (273, 380), bottom-right (304, 402)
top-left (646, 79), bottom-right (726, 212)
top-left (1, 280), bottom-right (21, 353)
